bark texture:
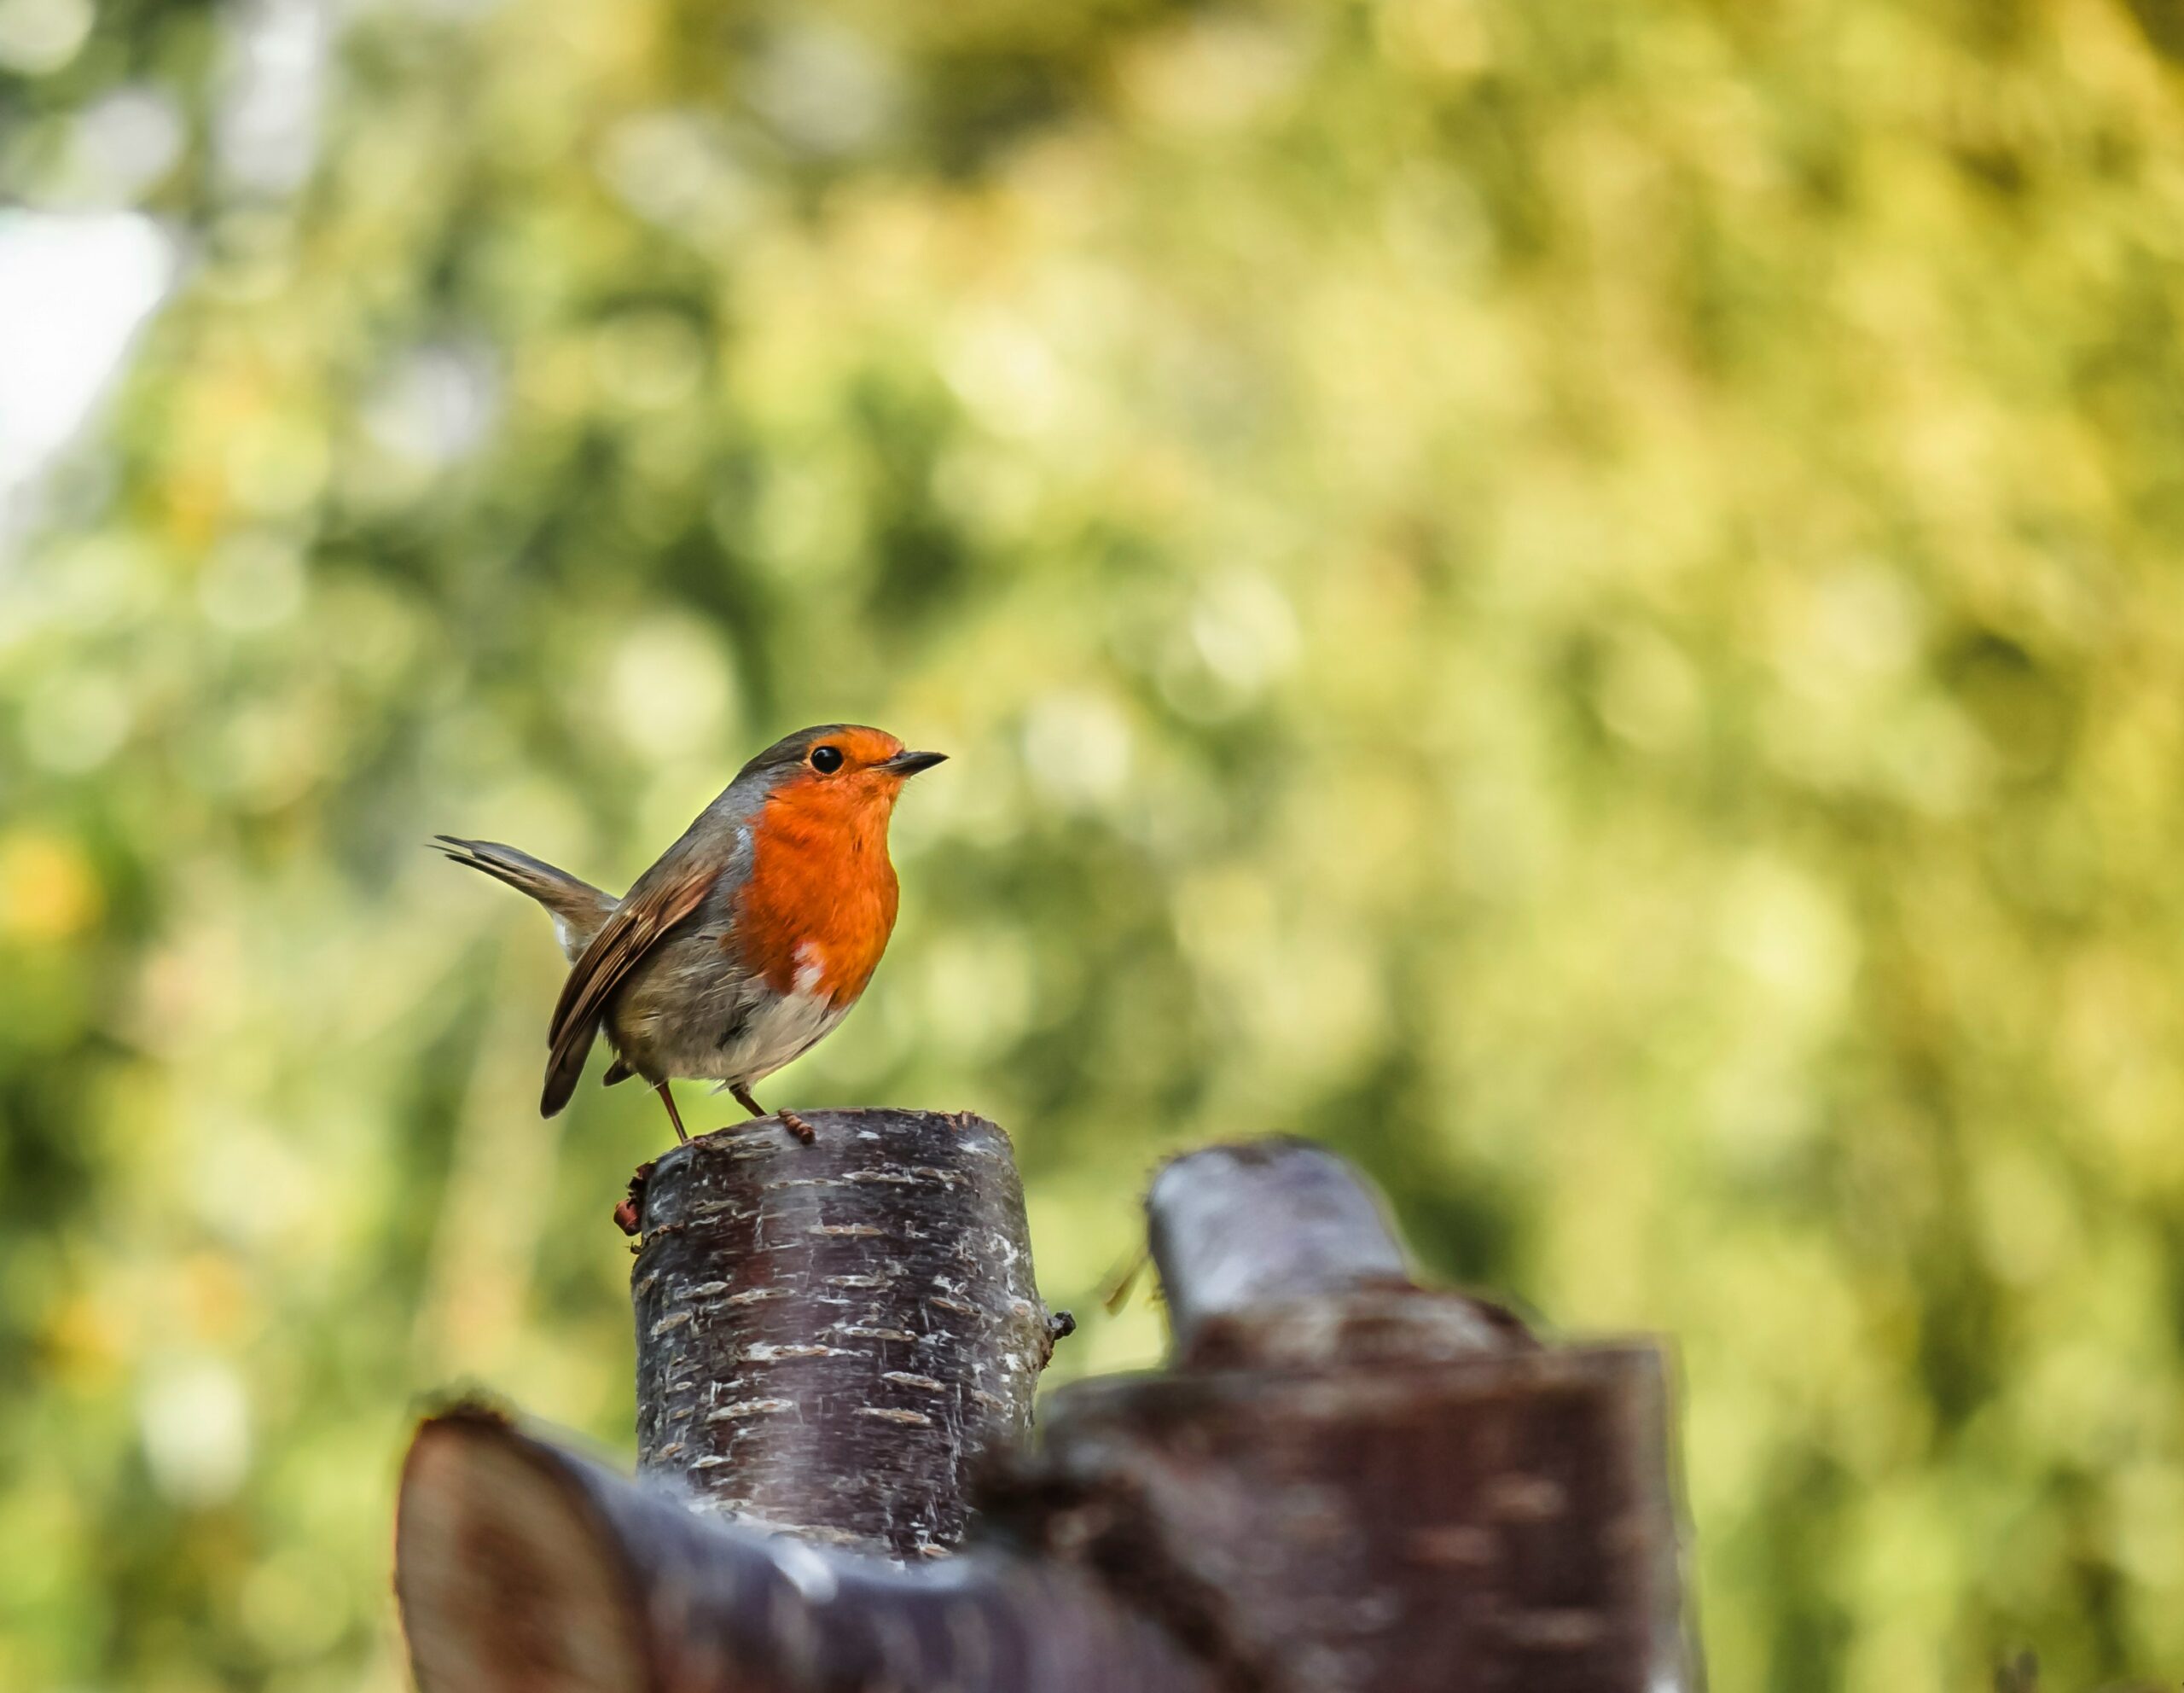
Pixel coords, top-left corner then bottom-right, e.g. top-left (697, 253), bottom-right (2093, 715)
top-left (630, 1109), bottom-right (1064, 1556)
top-left (991, 1346), bottom-right (1684, 1693)
top-left (1146, 1137), bottom-right (1412, 1350)
top-left (978, 1138), bottom-right (1693, 1693)
top-left (398, 1406), bottom-right (1212, 1693)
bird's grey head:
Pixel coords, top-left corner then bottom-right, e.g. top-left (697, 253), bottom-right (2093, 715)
top-left (731, 724), bottom-right (947, 795)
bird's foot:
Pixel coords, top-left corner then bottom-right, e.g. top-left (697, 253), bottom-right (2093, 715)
top-left (776, 1109), bottom-right (816, 1143)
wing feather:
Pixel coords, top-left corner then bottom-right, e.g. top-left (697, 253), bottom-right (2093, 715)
top-left (540, 856), bottom-right (721, 1116)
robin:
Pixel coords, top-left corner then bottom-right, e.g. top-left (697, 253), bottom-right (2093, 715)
top-left (433, 724), bottom-right (944, 1146)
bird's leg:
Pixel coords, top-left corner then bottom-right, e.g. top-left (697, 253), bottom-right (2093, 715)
top-left (653, 1081), bottom-right (689, 1144)
top-left (731, 1082), bottom-right (816, 1143)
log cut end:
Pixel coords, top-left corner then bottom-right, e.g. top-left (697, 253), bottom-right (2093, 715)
top-left (395, 1408), bottom-right (645, 1693)
top-left (396, 1407), bottom-right (1219, 1693)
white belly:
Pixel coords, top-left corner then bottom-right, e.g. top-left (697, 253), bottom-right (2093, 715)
top-left (710, 986), bottom-right (849, 1087)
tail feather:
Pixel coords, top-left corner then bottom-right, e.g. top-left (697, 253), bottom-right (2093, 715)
top-left (541, 1019), bottom-right (597, 1117)
top-left (431, 836), bottom-right (618, 962)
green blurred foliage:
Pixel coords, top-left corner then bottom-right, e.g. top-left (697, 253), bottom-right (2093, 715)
top-left (5, 0), bottom-right (2184, 1688)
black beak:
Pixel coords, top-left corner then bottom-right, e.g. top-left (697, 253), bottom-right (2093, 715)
top-left (881, 749), bottom-right (947, 777)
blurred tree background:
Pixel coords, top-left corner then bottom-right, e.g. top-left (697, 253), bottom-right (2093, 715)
top-left (4, 0), bottom-right (2184, 1687)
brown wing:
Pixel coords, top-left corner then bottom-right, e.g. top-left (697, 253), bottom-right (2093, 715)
top-left (540, 858), bottom-right (720, 1117)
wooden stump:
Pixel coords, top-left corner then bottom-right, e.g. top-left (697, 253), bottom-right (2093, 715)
top-left (630, 1109), bottom-right (1067, 1556)
top-left (982, 1140), bottom-right (1694, 1693)
top-left (397, 1406), bottom-right (1210, 1693)
top-left (395, 1130), bottom-right (1696, 1693)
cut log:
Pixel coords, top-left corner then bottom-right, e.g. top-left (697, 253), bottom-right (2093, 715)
top-left (977, 1139), bottom-right (1696, 1693)
top-left (394, 1131), bottom-right (1695, 1693)
top-left (1146, 1138), bottom-right (1536, 1370)
top-left (396, 1406), bottom-right (1213, 1693)
top-left (1147, 1137), bottom-right (1412, 1347)
top-left (990, 1345), bottom-right (1685, 1693)
top-left (630, 1109), bottom-right (1066, 1556)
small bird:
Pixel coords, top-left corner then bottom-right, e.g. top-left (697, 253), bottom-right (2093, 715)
top-left (434, 724), bottom-right (944, 1145)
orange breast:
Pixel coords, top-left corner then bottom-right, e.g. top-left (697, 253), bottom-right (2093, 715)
top-left (733, 783), bottom-right (901, 1004)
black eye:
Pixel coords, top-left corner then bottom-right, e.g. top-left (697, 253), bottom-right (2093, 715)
top-left (810, 744), bottom-right (845, 774)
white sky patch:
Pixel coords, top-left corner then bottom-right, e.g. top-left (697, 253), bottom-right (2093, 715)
top-left (0, 209), bottom-right (177, 554)
top-left (217, 0), bottom-right (331, 196)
